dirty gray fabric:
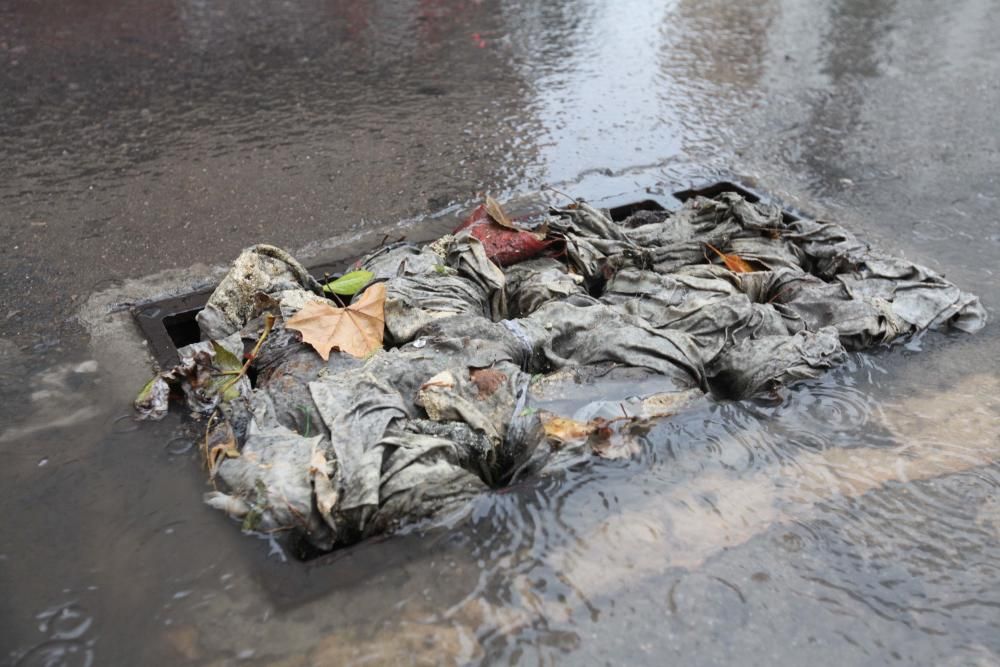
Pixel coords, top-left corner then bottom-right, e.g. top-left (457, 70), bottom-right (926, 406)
top-left (505, 258), bottom-right (587, 318)
top-left (358, 236), bottom-right (507, 346)
top-left (707, 328), bottom-right (846, 399)
top-left (207, 399), bottom-right (330, 543)
top-left (140, 192), bottom-right (986, 552)
top-left (134, 333), bottom-right (249, 420)
top-left (197, 244), bottom-right (323, 340)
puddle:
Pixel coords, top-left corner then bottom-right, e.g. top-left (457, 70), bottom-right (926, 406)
top-left (3, 0), bottom-right (1000, 665)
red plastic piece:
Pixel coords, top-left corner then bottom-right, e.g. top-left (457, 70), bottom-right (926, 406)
top-left (454, 204), bottom-right (560, 267)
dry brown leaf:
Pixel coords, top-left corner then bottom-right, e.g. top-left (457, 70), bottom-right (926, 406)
top-left (484, 194), bottom-right (518, 230)
top-left (705, 242), bottom-right (755, 273)
top-left (470, 367), bottom-right (507, 399)
top-left (419, 370), bottom-right (456, 392)
top-left (205, 417), bottom-right (240, 479)
top-left (285, 283), bottom-right (386, 360)
top-left (540, 413), bottom-right (596, 443)
top-left (540, 412), bottom-right (642, 459)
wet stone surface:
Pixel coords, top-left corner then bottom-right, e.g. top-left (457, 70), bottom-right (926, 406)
top-left (2, 0), bottom-right (1000, 665)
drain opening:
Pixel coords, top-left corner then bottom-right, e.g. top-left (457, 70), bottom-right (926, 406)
top-left (673, 180), bottom-right (761, 203)
top-left (607, 199), bottom-right (665, 221)
top-left (163, 308), bottom-right (206, 349)
top-left (673, 181), bottom-right (801, 222)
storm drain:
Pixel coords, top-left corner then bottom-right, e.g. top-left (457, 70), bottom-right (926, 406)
top-left (131, 177), bottom-right (987, 564)
top-left (131, 179), bottom-right (805, 562)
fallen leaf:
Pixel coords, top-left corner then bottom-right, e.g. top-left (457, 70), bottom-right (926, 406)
top-left (705, 242), bottom-right (755, 273)
top-left (589, 423), bottom-right (640, 460)
top-left (134, 376), bottom-right (170, 420)
top-left (210, 341), bottom-right (244, 401)
top-left (484, 194), bottom-right (518, 229)
top-left (539, 412), bottom-right (643, 459)
top-left (211, 340), bottom-right (242, 369)
top-left (323, 269), bottom-right (374, 296)
top-left (286, 283), bottom-right (386, 360)
top-left (540, 413), bottom-right (595, 443)
top-left (309, 447), bottom-right (339, 517)
top-left (205, 417), bottom-right (240, 479)
top-left (470, 367), bottom-right (507, 399)
top-left (420, 370), bottom-right (457, 392)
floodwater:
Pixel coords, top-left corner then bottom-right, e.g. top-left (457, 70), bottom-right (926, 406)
top-left (2, 0), bottom-right (999, 665)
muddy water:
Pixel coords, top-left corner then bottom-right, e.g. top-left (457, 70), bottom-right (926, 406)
top-left (3, 0), bottom-right (999, 665)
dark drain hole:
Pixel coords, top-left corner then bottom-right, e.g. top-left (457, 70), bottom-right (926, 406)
top-left (607, 199), bottom-right (665, 221)
top-left (674, 181), bottom-right (800, 223)
top-left (163, 309), bottom-right (204, 349)
top-left (673, 180), bottom-right (761, 203)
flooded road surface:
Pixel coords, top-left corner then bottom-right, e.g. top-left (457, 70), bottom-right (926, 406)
top-left (3, 0), bottom-right (999, 664)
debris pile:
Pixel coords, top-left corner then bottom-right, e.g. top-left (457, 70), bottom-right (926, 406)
top-left (136, 192), bottom-right (986, 551)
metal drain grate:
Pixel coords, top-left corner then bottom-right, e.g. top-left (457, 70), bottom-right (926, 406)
top-left (132, 261), bottom-right (345, 368)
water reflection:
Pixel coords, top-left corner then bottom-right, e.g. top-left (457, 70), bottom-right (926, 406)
top-left (656, 0), bottom-right (774, 157)
top-left (793, 0), bottom-right (898, 193)
top-left (431, 366), bottom-right (1000, 664)
top-left (505, 0), bottom-right (682, 182)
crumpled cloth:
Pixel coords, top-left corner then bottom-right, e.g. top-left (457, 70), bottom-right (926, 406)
top-left (141, 192), bottom-right (986, 551)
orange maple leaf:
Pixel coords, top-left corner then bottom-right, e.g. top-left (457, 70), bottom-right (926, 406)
top-left (285, 283), bottom-right (386, 360)
top-left (705, 242), bottom-right (755, 273)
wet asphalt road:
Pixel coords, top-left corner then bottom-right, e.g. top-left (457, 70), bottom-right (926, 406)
top-left (2, 0), bottom-right (999, 665)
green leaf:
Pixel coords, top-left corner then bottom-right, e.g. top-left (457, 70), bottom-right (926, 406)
top-left (210, 341), bottom-right (244, 401)
top-left (135, 376), bottom-right (158, 403)
top-left (241, 479), bottom-right (271, 532)
top-left (322, 270), bottom-right (374, 296)
top-left (211, 341), bottom-right (243, 372)
top-left (241, 507), bottom-right (262, 532)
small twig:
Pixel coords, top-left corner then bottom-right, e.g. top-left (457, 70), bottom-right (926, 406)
top-left (203, 411), bottom-right (225, 489)
top-left (767, 285), bottom-right (795, 305)
top-left (219, 313), bottom-right (275, 396)
top-left (543, 184), bottom-right (577, 205)
top-left (281, 492), bottom-right (310, 529)
top-left (202, 410), bottom-right (217, 467)
top-left (704, 242), bottom-right (727, 262)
